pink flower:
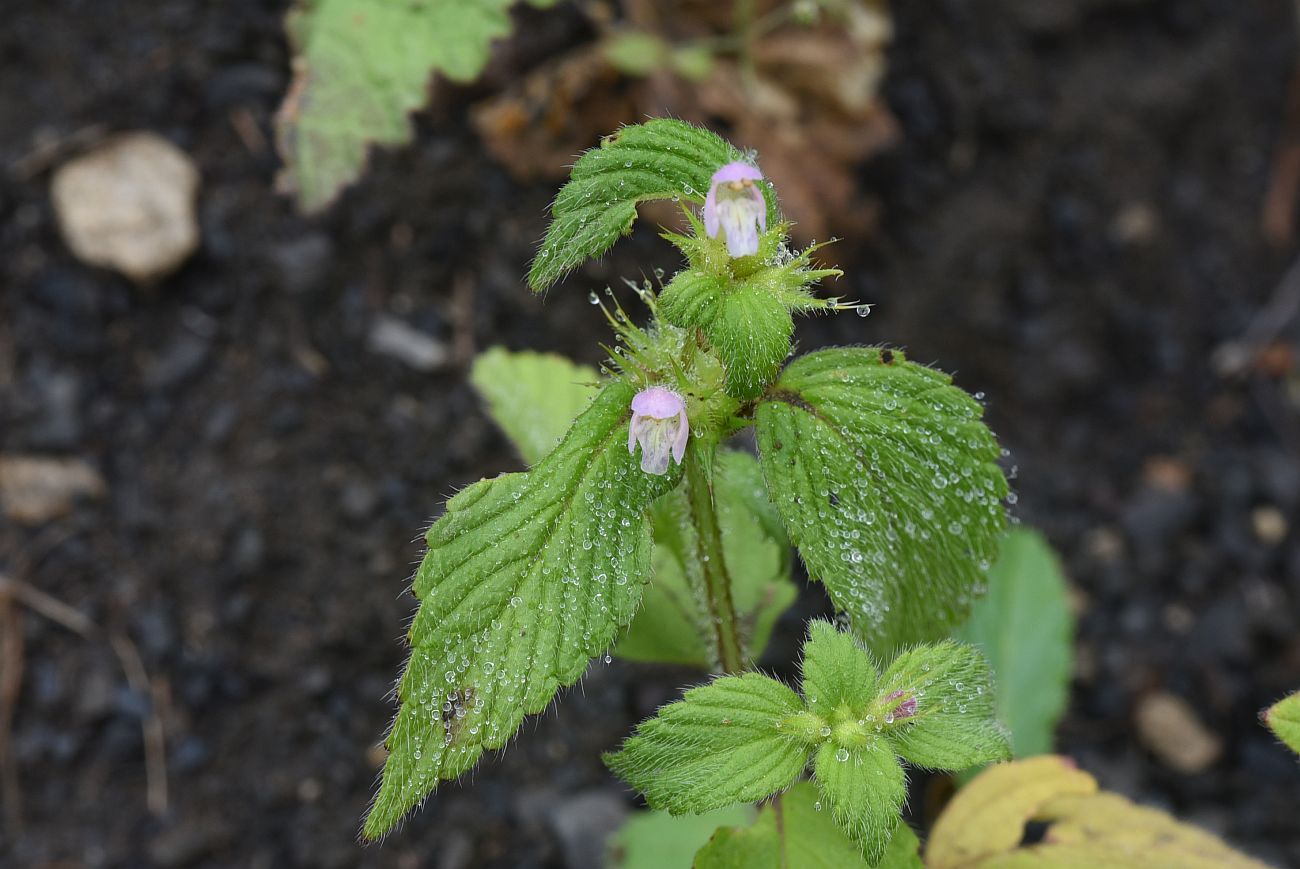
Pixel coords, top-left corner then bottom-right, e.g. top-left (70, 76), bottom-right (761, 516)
top-left (628, 387), bottom-right (688, 475)
top-left (703, 161), bottom-right (766, 258)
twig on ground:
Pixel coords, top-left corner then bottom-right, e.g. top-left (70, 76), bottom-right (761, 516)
top-left (0, 589), bottom-right (25, 837)
top-left (0, 572), bottom-right (171, 820)
top-left (450, 272), bottom-right (477, 368)
top-left (109, 634), bottom-right (169, 816)
top-left (1213, 253), bottom-right (1300, 377)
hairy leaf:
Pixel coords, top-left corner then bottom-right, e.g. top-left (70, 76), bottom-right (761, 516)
top-left (959, 528), bottom-right (1074, 758)
top-left (927, 756), bottom-right (1269, 869)
top-left (879, 641), bottom-right (1010, 771)
top-left (604, 672), bottom-right (809, 813)
top-left (277, 0), bottom-right (516, 212)
top-left (529, 119), bottom-right (776, 292)
top-left (1263, 691), bottom-right (1300, 757)
top-left (800, 620), bottom-right (878, 712)
top-left (812, 739), bottom-right (906, 863)
top-left (608, 805), bottom-right (754, 869)
top-left (469, 347), bottom-right (600, 465)
top-left (617, 450), bottom-right (795, 667)
top-left (755, 347), bottom-right (1007, 655)
top-left (364, 380), bottom-right (674, 838)
top-left (694, 781), bottom-right (921, 869)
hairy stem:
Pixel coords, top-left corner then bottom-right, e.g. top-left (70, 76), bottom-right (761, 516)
top-left (684, 439), bottom-right (746, 673)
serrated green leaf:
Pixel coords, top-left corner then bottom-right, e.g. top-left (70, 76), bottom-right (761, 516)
top-left (617, 450), bottom-right (795, 667)
top-left (958, 528), bottom-right (1074, 759)
top-left (604, 672), bottom-right (809, 813)
top-left (276, 0), bottom-right (515, 212)
top-left (800, 620), bottom-right (878, 712)
top-left (694, 781), bottom-right (920, 869)
top-left (469, 347), bottom-right (600, 465)
top-left (1263, 691), bottom-right (1300, 757)
top-left (608, 805), bottom-right (754, 869)
top-left (528, 119), bottom-right (777, 292)
top-left (364, 380), bottom-right (676, 838)
top-left (754, 347), bottom-right (1008, 656)
top-left (812, 739), bottom-right (906, 864)
top-left (878, 641), bottom-right (1010, 771)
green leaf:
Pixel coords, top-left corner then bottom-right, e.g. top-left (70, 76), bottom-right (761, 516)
top-left (800, 620), bottom-right (878, 712)
top-left (1262, 691), bottom-right (1300, 757)
top-left (469, 347), bottom-right (600, 465)
top-left (528, 119), bottom-right (774, 292)
top-left (616, 450), bottom-right (795, 667)
top-left (276, 0), bottom-right (516, 212)
top-left (958, 528), bottom-right (1074, 758)
top-left (754, 347), bottom-right (1008, 656)
top-left (812, 739), bottom-right (907, 864)
top-left (694, 781), bottom-right (920, 869)
top-left (878, 823), bottom-right (924, 869)
top-left (670, 45), bottom-right (715, 82)
top-left (364, 380), bottom-right (676, 839)
top-left (602, 31), bottom-right (667, 76)
top-left (604, 672), bottom-right (810, 813)
top-left (878, 641), bottom-right (1011, 771)
top-left (608, 805), bottom-right (755, 869)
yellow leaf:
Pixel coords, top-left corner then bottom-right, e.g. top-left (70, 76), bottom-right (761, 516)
top-left (1004, 791), bottom-right (1272, 869)
top-left (926, 756), bottom-right (1096, 869)
top-left (927, 757), bottom-right (1273, 869)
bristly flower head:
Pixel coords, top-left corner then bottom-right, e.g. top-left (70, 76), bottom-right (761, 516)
top-left (704, 161), bottom-right (766, 258)
top-left (628, 387), bottom-right (688, 475)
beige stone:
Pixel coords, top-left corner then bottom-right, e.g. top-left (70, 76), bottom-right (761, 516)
top-left (1136, 691), bottom-right (1222, 774)
top-left (0, 455), bottom-right (106, 525)
top-left (51, 132), bottom-right (200, 283)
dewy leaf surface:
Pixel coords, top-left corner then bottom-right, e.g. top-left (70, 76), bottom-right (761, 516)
top-left (812, 739), bottom-right (906, 863)
top-left (755, 347), bottom-right (1007, 655)
top-left (800, 620), bottom-right (878, 712)
top-left (878, 641), bottom-right (1010, 771)
top-left (276, 0), bottom-right (514, 212)
top-left (528, 119), bottom-right (776, 291)
top-left (1263, 690), bottom-right (1300, 757)
top-left (364, 380), bottom-right (674, 838)
top-left (469, 347), bottom-right (600, 465)
top-left (958, 528), bottom-right (1074, 758)
top-left (604, 672), bottom-right (809, 813)
top-left (693, 781), bottom-right (922, 869)
top-left (616, 450), bottom-right (795, 667)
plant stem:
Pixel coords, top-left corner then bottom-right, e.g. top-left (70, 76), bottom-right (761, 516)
top-left (684, 439), bottom-right (746, 674)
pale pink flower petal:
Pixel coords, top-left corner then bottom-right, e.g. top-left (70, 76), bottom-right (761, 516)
top-left (628, 387), bottom-right (689, 475)
top-left (702, 161), bottom-right (766, 258)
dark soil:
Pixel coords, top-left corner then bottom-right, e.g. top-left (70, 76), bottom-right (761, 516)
top-left (3, 0), bottom-right (1300, 866)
